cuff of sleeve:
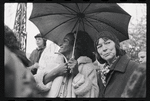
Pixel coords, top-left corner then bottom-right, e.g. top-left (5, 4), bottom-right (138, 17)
top-left (34, 71), bottom-right (51, 92)
top-left (74, 78), bottom-right (92, 96)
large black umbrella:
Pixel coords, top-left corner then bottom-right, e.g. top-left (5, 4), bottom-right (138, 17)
top-left (29, 3), bottom-right (131, 46)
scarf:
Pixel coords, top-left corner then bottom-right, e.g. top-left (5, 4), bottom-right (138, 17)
top-left (100, 56), bottom-right (119, 86)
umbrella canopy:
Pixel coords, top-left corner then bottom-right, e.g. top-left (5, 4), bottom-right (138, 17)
top-left (29, 3), bottom-right (131, 45)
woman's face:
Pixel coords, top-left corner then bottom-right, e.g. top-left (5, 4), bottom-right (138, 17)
top-left (58, 34), bottom-right (73, 55)
top-left (97, 38), bottom-right (116, 61)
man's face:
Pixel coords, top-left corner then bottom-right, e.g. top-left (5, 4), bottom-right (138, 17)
top-left (97, 38), bottom-right (116, 62)
top-left (35, 37), bottom-right (44, 48)
top-left (138, 51), bottom-right (146, 63)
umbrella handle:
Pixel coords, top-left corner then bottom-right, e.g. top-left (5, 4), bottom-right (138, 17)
top-left (55, 52), bottom-right (68, 63)
top-left (72, 23), bottom-right (79, 59)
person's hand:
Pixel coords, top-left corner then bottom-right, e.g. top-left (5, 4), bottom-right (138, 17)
top-left (72, 74), bottom-right (85, 89)
top-left (57, 63), bottom-right (68, 76)
top-left (68, 58), bottom-right (78, 69)
top-left (67, 58), bottom-right (78, 74)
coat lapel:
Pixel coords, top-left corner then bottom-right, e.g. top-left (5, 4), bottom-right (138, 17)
top-left (113, 55), bottom-right (130, 73)
top-left (103, 55), bottom-right (131, 94)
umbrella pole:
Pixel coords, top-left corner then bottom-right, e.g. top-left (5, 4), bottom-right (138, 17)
top-left (71, 24), bottom-right (79, 59)
top-left (69, 23), bottom-right (79, 74)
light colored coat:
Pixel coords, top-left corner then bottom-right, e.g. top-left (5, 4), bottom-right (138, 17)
top-left (34, 56), bottom-right (99, 98)
top-left (34, 54), bottom-right (65, 97)
top-left (72, 56), bottom-right (99, 97)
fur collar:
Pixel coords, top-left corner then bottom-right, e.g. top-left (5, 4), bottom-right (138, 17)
top-left (77, 56), bottom-right (92, 65)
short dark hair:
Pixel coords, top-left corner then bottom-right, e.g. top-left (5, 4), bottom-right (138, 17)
top-left (94, 37), bottom-right (125, 64)
top-left (35, 34), bottom-right (47, 46)
top-left (67, 31), bottom-right (96, 62)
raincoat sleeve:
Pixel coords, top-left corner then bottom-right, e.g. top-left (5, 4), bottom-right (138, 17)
top-left (33, 51), bottom-right (65, 93)
top-left (33, 61), bottom-right (63, 93)
top-left (73, 63), bottom-right (99, 97)
top-left (33, 69), bottom-right (52, 93)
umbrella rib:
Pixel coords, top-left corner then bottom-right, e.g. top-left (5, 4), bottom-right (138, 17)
top-left (82, 3), bottom-right (91, 13)
top-left (84, 18), bottom-right (100, 33)
top-left (43, 17), bottom-right (77, 37)
top-left (57, 3), bottom-right (74, 15)
top-left (76, 3), bottom-right (81, 12)
top-left (71, 19), bottom-right (79, 32)
top-left (59, 3), bottom-right (78, 13)
top-left (86, 16), bottom-right (122, 35)
top-left (30, 13), bottom-right (75, 20)
top-left (85, 10), bottom-right (130, 15)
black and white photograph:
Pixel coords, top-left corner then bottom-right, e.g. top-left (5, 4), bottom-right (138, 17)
top-left (4, 3), bottom-right (146, 98)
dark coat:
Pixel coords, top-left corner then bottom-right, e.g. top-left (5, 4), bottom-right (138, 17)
top-left (97, 54), bottom-right (141, 97)
top-left (29, 47), bottom-right (45, 64)
top-left (29, 47), bottom-right (45, 74)
top-left (121, 63), bottom-right (146, 98)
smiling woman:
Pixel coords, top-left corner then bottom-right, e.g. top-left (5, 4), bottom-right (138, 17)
top-left (34, 31), bottom-right (99, 97)
top-left (58, 33), bottom-right (74, 57)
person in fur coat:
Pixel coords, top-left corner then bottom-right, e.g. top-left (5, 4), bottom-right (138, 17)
top-left (34, 31), bottom-right (99, 97)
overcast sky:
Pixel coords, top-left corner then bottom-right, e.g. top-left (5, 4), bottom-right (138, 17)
top-left (4, 3), bottom-right (146, 54)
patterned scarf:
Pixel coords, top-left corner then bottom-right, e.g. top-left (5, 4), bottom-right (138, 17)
top-left (100, 56), bottom-right (119, 86)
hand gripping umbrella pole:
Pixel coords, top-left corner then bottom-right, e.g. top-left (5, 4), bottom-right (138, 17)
top-left (56, 24), bottom-right (79, 97)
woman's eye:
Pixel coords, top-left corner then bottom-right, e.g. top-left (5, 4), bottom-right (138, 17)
top-left (63, 40), bottom-right (69, 44)
top-left (97, 45), bottom-right (102, 49)
top-left (63, 39), bottom-right (67, 42)
top-left (105, 41), bottom-right (110, 44)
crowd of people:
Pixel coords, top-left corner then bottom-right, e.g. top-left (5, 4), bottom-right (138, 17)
top-left (4, 24), bottom-right (146, 98)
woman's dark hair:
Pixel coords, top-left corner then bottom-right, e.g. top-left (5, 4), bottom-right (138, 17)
top-left (5, 25), bottom-right (20, 51)
top-left (5, 25), bottom-right (32, 67)
top-left (94, 37), bottom-right (126, 64)
top-left (67, 31), bottom-right (96, 62)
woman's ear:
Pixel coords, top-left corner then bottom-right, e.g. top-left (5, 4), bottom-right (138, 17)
top-left (92, 52), bottom-right (99, 60)
top-left (92, 52), bottom-right (96, 57)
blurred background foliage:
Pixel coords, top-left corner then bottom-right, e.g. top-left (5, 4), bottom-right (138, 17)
top-left (120, 4), bottom-right (146, 63)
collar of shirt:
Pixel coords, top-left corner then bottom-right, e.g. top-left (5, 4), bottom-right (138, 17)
top-left (36, 46), bottom-right (45, 51)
